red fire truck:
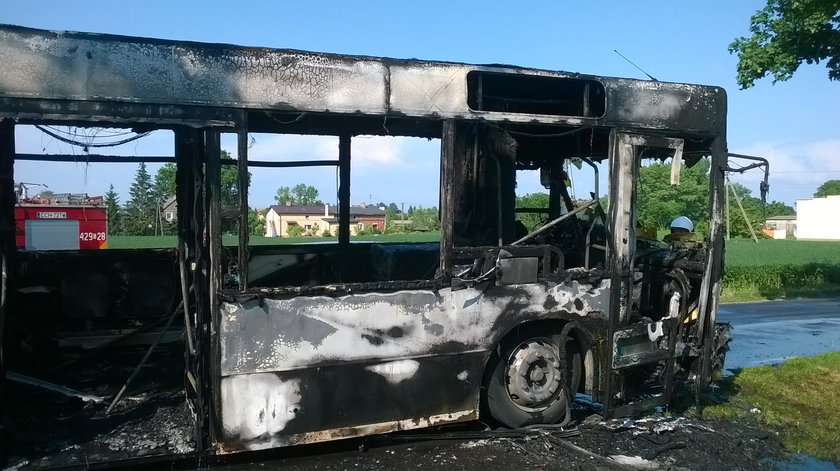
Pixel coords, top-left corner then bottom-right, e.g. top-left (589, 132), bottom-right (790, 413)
top-left (15, 193), bottom-right (108, 250)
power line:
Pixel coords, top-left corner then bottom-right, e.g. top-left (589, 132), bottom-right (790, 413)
top-left (35, 125), bottom-right (152, 149)
top-left (770, 170), bottom-right (840, 174)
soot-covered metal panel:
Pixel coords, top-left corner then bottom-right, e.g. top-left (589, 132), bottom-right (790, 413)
top-left (220, 353), bottom-right (483, 451)
top-left (220, 280), bottom-right (610, 375)
top-left (607, 79), bottom-right (726, 133)
top-left (388, 64), bottom-right (468, 116)
top-left (0, 25), bottom-right (726, 134)
top-left (217, 278), bottom-right (610, 450)
top-left (0, 25), bottom-right (387, 115)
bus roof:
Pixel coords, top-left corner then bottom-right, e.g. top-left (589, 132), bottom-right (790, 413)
top-left (0, 24), bottom-right (725, 137)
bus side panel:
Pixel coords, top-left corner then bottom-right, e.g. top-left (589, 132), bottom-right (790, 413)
top-left (217, 279), bottom-right (610, 451)
top-left (219, 353), bottom-right (485, 452)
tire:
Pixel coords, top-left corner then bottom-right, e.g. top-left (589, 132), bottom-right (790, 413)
top-left (566, 336), bottom-right (582, 397)
top-left (484, 328), bottom-right (572, 428)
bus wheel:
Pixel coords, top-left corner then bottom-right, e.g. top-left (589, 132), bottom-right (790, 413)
top-left (484, 332), bottom-right (571, 428)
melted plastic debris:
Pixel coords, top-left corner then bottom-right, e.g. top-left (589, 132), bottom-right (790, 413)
top-left (460, 439), bottom-right (493, 449)
top-left (609, 454), bottom-right (661, 469)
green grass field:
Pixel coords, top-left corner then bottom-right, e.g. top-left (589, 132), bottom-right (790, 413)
top-left (107, 232), bottom-right (441, 249)
top-left (722, 239), bottom-right (840, 302)
top-left (725, 239), bottom-right (840, 266)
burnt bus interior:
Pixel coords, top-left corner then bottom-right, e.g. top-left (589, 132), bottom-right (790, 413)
top-left (0, 25), bottom-right (728, 467)
top-left (2, 121), bottom-right (719, 466)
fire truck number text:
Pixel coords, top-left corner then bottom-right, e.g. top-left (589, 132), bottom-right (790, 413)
top-left (79, 232), bottom-right (106, 241)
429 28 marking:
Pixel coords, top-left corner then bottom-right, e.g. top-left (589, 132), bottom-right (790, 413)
top-left (79, 232), bottom-right (106, 241)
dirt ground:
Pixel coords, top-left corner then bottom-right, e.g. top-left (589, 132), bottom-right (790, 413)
top-left (8, 389), bottom-right (821, 471)
top-left (2, 394), bottom-right (788, 471)
top-left (9, 299), bottom-right (840, 470)
top-left (0, 340), bottom-right (801, 471)
top-left (209, 405), bottom-right (786, 471)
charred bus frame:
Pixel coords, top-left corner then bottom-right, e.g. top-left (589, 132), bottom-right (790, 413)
top-left (0, 25), bottom-right (729, 458)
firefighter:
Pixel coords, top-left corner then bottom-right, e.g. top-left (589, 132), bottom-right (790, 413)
top-left (663, 216), bottom-right (700, 246)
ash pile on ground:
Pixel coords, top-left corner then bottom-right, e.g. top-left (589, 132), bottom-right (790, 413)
top-left (2, 342), bottom-right (195, 470)
top-left (3, 389), bottom-right (195, 470)
top-left (214, 413), bottom-right (785, 471)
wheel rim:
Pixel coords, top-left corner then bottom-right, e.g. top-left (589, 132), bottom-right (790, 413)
top-left (504, 338), bottom-right (564, 412)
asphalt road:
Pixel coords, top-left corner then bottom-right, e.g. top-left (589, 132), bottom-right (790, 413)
top-left (717, 297), bottom-right (840, 370)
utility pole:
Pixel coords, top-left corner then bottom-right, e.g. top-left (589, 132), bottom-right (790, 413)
top-left (726, 176), bottom-right (758, 243)
top-left (725, 178), bottom-right (730, 240)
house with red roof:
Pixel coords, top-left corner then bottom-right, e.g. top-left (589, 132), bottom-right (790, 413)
top-left (264, 202), bottom-right (386, 237)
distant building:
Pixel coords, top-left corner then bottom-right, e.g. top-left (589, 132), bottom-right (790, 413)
top-left (795, 195), bottom-right (840, 240)
top-left (264, 203), bottom-right (386, 237)
top-left (764, 214), bottom-right (796, 240)
top-left (162, 196), bottom-right (177, 223)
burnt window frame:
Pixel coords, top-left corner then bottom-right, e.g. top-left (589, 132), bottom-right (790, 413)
top-left (467, 71), bottom-right (606, 118)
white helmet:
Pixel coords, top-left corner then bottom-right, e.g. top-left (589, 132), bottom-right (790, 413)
top-left (670, 216), bottom-right (694, 232)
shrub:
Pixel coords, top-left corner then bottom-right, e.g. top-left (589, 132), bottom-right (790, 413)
top-left (356, 226), bottom-right (382, 236)
top-left (722, 262), bottom-right (840, 299)
top-left (286, 224), bottom-right (304, 237)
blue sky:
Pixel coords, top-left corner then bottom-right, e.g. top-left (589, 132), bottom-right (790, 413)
top-left (4, 0), bottom-right (840, 209)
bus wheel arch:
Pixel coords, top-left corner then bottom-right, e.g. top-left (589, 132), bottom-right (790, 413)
top-left (480, 318), bottom-right (588, 428)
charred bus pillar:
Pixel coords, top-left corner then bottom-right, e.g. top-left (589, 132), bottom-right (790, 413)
top-left (695, 135), bottom-right (728, 398)
top-left (0, 119), bottom-right (16, 455)
top-left (448, 122), bottom-right (518, 250)
top-left (175, 126), bottom-right (227, 451)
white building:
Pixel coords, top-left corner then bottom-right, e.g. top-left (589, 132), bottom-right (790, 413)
top-left (795, 195), bottom-right (840, 240)
top-left (764, 214), bottom-right (796, 240)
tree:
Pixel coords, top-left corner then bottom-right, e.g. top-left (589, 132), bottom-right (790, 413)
top-left (123, 162), bottom-right (155, 235)
top-left (153, 163), bottom-right (176, 201)
top-left (814, 179), bottom-right (840, 197)
top-left (515, 193), bottom-right (550, 231)
top-left (407, 206), bottom-right (440, 231)
top-left (725, 183), bottom-right (769, 238)
top-left (248, 207), bottom-right (265, 236)
top-left (729, 0), bottom-right (840, 88)
top-left (274, 184), bottom-right (322, 206)
top-left (154, 150), bottom-right (244, 209)
top-left (765, 200), bottom-right (796, 217)
top-left (383, 202), bottom-right (402, 232)
top-left (219, 155), bottom-right (243, 210)
top-left (104, 184), bottom-right (122, 235)
top-left (275, 187), bottom-right (293, 206)
top-left (636, 159), bottom-right (711, 230)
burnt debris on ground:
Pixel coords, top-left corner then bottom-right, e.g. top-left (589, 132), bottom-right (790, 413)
top-left (209, 410), bottom-right (783, 471)
top-left (2, 384), bottom-right (784, 471)
top-left (3, 341), bottom-right (195, 470)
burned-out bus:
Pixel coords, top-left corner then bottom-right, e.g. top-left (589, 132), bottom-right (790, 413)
top-left (0, 25), bottom-right (731, 464)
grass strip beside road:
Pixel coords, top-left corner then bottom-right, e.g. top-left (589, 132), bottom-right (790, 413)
top-left (704, 352), bottom-right (840, 462)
